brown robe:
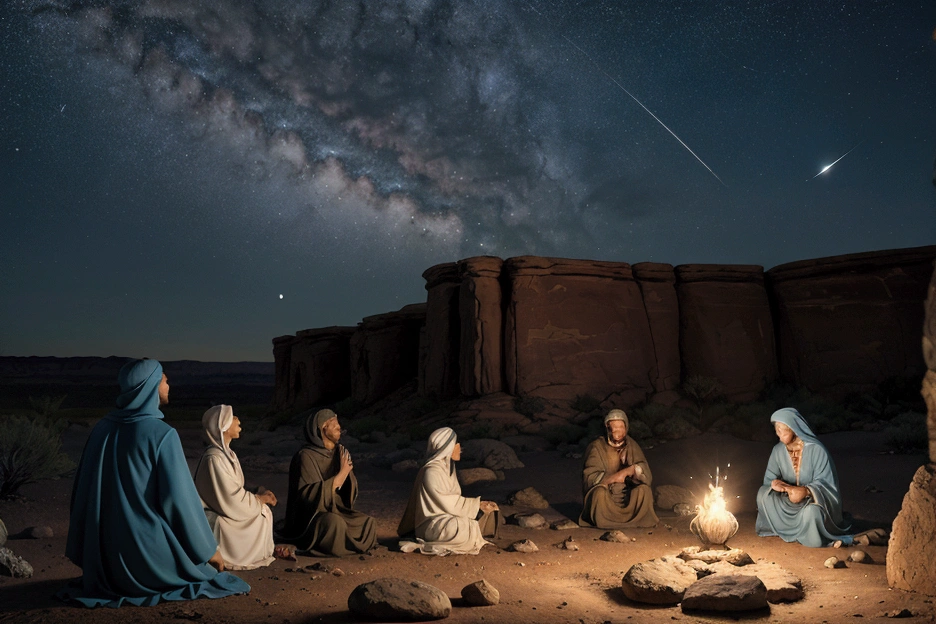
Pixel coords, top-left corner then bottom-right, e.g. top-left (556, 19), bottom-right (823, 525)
top-left (278, 445), bottom-right (377, 557)
top-left (579, 435), bottom-right (659, 529)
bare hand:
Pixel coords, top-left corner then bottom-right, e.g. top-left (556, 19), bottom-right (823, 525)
top-left (479, 500), bottom-right (499, 513)
top-left (339, 446), bottom-right (353, 476)
top-left (208, 549), bottom-right (225, 572)
top-left (788, 486), bottom-right (809, 504)
top-left (770, 479), bottom-right (788, 493)
top-left (257, 490), bottom-right (278, 506)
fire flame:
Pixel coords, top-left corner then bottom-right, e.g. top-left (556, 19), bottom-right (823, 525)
top-left (689, 468), bottom-right (739, 548)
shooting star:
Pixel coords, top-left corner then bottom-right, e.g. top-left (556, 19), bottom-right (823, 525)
top-left (60, 104), bottom-right (65, 113)
top-left (560, 34), bottom-right (726, 187)
top-left (808, 142), bottom-right (863, 180)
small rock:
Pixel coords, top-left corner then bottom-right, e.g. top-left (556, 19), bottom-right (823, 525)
top-left (600, 530), bottom-right (632, 543)
top-left (391, 459), bottom-right (419, 472)
top-left (0, 547), bottom-right (33, 578)
top-left (458, 467), bottom-right (498, 486)
top-left (681, 574), bottom-right (769, 612)
top-left (674, 503), bottom-right (693, 516)
top-left (550, 519), bottom-right (579, 530)
top-left (558, 537), bottom-right (579, 551)
top-left (883, 608), bottom-right (913, 618)
top-left (847, 550), bottom-right (873, 564)
top-left (824, 557), bottom-right (846, 569)
top-left (461, 579), bottom-right (500, 606)
top-left (332, 568), bottom-right (344, 576)
top-left (348, 577), bottom-right (451, 621)
top-left (679, 547), bottom-right (752, 566)
top-left (513, 513), bottom-right (548, 529)
top-left (509, 539), bottom-right (539, 553)
top-left (26, 526), bottom-right (54, 539)
top-left (508, 487), bottom-right (549, 509)
top-left (309, 562), bottom-right (333, 573)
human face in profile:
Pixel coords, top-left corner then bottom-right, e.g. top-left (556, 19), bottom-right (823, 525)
top-left (224, 415), bottom-right (242, 443)
top-left (158, 374), bottom-right (170, 405)
top-left (774, 422), bottom-right (796, 445)
top-left (322, 417), bottom-right (342, 446)
top-left (450, 442), bottom-right (462, 462)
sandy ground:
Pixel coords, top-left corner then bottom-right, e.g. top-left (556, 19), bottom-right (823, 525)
top-left (1, 427), bottom-right (935, 624)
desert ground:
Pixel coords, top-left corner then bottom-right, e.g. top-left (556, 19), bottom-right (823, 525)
top-left (1, 420), bottom-right (935, 624)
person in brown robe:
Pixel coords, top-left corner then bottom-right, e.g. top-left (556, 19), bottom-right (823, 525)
top-left (277, 409), bottom-right (377, 557)
top-left (579, 409), bottom-right (659, 529)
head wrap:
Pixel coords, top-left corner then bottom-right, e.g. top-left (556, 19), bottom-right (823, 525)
top-left (424, 427), bottom-right (458, 467)
top-left (304, 408), bottom-right (338, 450)
top-left (604, 409), bottom-right (628, 427)
top-left (107, 358), bottom-right (165, 423)
top-left (769, 407), bottom-right (821, 446)
top-left (202, 404), bottom-right (236, 462)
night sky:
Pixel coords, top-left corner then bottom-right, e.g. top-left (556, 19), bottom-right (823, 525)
top-left (1, 1), bottom-right (934, 362)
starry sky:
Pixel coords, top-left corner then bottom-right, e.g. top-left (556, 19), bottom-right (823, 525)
top-left (1, 0), bottom-right (934, 362)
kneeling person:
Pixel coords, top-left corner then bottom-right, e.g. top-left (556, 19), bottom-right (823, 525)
top-left (579, 409), bottom-right (659, 529)
top-left (278, 409), bottom-right (377, 557)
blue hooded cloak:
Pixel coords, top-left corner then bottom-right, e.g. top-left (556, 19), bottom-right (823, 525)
top-left (755, 407), bottom-right (853, 547)
top-left (58, 359), bottom-right (250, 607)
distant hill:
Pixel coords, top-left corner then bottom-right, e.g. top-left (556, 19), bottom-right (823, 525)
top-left (0, 356), bottom-right (275, 409)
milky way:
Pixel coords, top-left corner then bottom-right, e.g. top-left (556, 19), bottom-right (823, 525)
top-left (1, 0), bottom-right (934, 360)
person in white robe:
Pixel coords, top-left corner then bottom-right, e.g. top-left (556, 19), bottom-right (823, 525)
top-left (194, 404), bottom-right (279, 570)
top-left (397, 427), bottom-right (498, 555)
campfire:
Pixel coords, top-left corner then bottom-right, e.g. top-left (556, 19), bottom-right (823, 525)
top-left (689, 465), bottom-right (738, 549)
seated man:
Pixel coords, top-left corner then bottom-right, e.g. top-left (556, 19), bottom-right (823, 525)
top-left (579, 409), bottom-right (659, 529)
top-left (194, 404), bottom-right (289, 569)
top-left (278, 409), bottom-right (377, 557)
top-left (59, 359), bottom-right (249, 607)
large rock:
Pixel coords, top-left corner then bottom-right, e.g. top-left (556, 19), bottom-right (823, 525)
top-left (420, 263), bottom-right (462, 399)
top-left (767, 246), bottom-right (936, 397)
top-left (508, 487), bottom-right (549, 509)
top-left (621, 557), bottom-right (698, 605)
top-left (922, 262), bottom-right (936, 464)
top-left (272, 326), bottom-right (355, 412)
top-left (676, 264), bottom-right (777, 401)
top-left (680, 574), bottom-right (768, 612)
top-left (348, 577), bottom-right (451, 621)
top-left (350, 304), bottom-right (426, 406)
top-left (461, 579), bottom-right (499, 606)
top-left (887, 463), bottom-right (936, 595)
top-left (457, 467), bottom-right (498, 486)
top-left (458, 257), bottom-right (505, 396)
top-left (504, 256), bottom-right (657, 404)
top-left (706, 560), bottom-right (803, 603)
top-left (0, 547), bottom-right (33, 578)
top-left (460, 439), bottom-right (524, 471)
top-left (633, 262), bottom-right (681, 393)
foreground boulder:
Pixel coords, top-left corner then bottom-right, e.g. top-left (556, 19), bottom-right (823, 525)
top-left (705, 560), bottom-right (803, 603)
top-left (887, 464), bottom-right (936, 596)
top-left (0, 547), bottom-right (33, 578)
top-left (348, 577), bottom-right (451, 621)
top-left (681, 574), bottom-right (768, 612)
top-left (621, 557), bottom-right (698, 605)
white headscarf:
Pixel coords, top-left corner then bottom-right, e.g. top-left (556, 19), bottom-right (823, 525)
top-left (202, 404), bottom-right (236, 463)
top-left (424, 427), bottom-right (458, 468)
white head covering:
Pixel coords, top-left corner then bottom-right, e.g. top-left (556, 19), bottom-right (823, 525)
top-left (424, 427), bottom-right (458, 467)
top-left (202, 404), bottom-right (236, 463)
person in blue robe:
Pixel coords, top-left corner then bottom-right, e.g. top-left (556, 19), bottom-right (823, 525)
top-left (755, 407), bottom-right (853, 548)
top-left (58, 358), bottom-right (250, 607)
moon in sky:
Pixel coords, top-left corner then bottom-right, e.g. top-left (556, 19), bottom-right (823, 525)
top-left (279, 294), bottom-right (284, 300)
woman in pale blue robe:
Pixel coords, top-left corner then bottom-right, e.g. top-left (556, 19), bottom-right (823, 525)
top-left (58, 359), bottom-right (250, 607)
top-left (755, 407), bottom-right (853, 547)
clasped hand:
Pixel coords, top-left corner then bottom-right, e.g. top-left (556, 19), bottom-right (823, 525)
top-left (771, 479), bottom-right (808, 503)
top-left (479, 500), bottom-right (499, 513)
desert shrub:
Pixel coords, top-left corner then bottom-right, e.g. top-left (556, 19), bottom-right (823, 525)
top-left (883, 411), bottom-right (928, 453)
top-left (681, 375), bottom-right (723, 428)
top-left (0, 414), bottom-right (75, 499)
top-left (28, 395), bottom-right (67, 419)
top-left (513, 395), bottom-right (546, 418)
top-left (571, 394), bottom-right (601, 414)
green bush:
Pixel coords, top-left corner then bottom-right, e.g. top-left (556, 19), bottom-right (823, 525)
top-left (0, 414), bottom-right (75, 499)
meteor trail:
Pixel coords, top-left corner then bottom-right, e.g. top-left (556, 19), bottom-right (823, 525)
top-left (559, 34), bottom-right (727, 188)
top-left (808, 142), bottom-right (863, 180)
